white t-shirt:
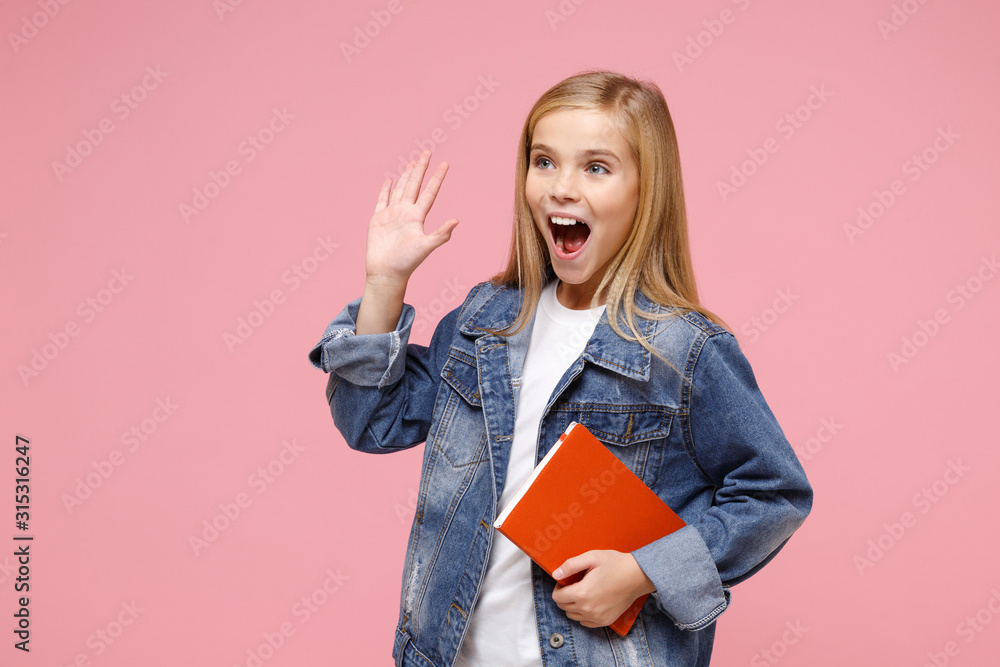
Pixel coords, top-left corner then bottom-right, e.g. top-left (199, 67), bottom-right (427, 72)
top-left (456, 280), bottom-right (604, 666)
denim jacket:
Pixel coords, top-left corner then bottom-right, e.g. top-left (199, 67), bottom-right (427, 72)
top-left (308, 280), bottom-right (812, 667)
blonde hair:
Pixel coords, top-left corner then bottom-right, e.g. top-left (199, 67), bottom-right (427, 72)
top-left (490, 70), bottom-right (732, 365)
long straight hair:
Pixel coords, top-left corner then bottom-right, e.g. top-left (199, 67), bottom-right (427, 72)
top-left (490, 70), bottom-right (731, 365)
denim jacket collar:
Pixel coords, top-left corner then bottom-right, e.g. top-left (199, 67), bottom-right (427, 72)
top-left (457, 280), bottom-right (665, 382)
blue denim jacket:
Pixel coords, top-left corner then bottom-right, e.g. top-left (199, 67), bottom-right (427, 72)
top-left (308, 280), bottom-right (812, 667)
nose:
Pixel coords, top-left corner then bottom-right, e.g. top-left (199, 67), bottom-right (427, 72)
top-left (549, 168), bottom-right (580, 201)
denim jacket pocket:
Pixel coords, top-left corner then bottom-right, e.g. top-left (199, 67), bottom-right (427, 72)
top-left (440, 352), bottom-right (482, 407)
top-left (433, 351), bottom-right (489, 469)
top-left (579, 405), bottom-right (672, 447)
top-left (549, 403), bottom-right (673, 485)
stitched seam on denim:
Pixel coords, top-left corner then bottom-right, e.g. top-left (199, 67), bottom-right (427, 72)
top-left (403, 639), bottom-right (437, 667)
top-left (563, 621), bottom-right (580, 665)
top-left (435, 420), bottom-right (488, 469)
top-left (407, 370), bottom-right (459, 607)
top-left (408, 393), bottom-right (461, 612)
top-left (587, 425), bottom-right (668, 443)
top-left (440, 361), bottom-right (481, 407)
top-left (463, 283), bottom-right (515, 334)
top-left (431, 448), bottom-right (484, 655)
top-left (614, 608), bottom-right (655, 667)
top-left (604, 626), bottom-right (624, 665)
top-left (320, 329), bottom-right (354, 372)
top-left (680, 309), bottom-right (725, 335)
top-left (549, 403), bottom-right (673, 444)
top-left (635, 439), bottom-right (652, 487)
top-left (434, 359), bottom-right (489, 468)
top-left (455, 281), bottom-right (484, 323)
top-left (680, 331), bottom-right (714, 480)
top-left (326, 328), bottom-right (354, 342)
top-left (636, 610), bottom-right (655, 666)
top-left (550, 402), bottom-right (672, 413)
top-left (447, 348), bottom-right (476, 365)
top-left (377, 331), bottom-right (402, 389)
top-left (442, 530), bottom-right (480, 631)
top-left (324, 373), bottom-right (338, 403)
top-left (588, 355), bottom-right (640, 374)
top-left (673, 595), bottom-right (728, 631)
top-left (393, 627), bottom-right (406, 667)
top-left (453, 503), bottom-right (496, 667)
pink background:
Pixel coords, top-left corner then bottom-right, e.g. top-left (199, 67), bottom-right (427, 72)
top-left (3, 0), bottom-right (999, 665)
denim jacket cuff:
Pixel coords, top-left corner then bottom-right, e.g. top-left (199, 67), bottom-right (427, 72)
top-left (307, 297), bottom-right (415, 389)
top-left (631, 524), bottom-right (730, 631)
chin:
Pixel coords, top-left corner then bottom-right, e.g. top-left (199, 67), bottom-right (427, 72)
top-left (549, 264), bottom-right (591, 286)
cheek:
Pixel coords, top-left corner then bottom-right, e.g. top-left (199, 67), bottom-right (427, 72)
top-left (524, 176), bottom-right (542, 204)
top-left (525, 180), bottom-right (545, 223)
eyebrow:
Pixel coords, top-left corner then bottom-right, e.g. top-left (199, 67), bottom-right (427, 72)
top-left (529, 143), bottom-right (622, 164)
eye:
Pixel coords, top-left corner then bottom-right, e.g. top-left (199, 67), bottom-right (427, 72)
top-left (587, 163), bottom-right (609, 175)
top-left (534, 156), bottom-right (553, 169)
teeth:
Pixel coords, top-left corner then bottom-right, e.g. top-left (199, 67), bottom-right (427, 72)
top-left (550, 216), bottom-right (582, 226)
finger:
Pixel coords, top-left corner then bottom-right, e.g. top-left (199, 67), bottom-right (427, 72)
top-left (403, 149), bottom-right (431, 203)
top-left (374, 178), bottom-right (391, 213)
top-left (427, 218), bottom-right (459, 248)
top-left (414, 161), bottom-right (450, 216)
top-left (554, 552), bottom-right (596, 580)
top-left (390, 159), bottom-right (417, 204)
top-left (552, 593), bottom-right (575, 611)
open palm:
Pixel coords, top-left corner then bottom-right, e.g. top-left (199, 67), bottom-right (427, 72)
top-left (366, 149), bottom-right (459, 285)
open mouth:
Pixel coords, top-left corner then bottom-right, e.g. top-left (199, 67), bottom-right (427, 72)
top-left (548, 215), bottom-right (591, 257)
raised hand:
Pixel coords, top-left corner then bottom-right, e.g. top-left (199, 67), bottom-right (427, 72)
top-left (355, 149), bottom-right (458, 335)
top-left (365, 149), bottom-right (459, 285)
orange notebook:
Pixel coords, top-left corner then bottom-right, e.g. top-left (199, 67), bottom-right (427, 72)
top-left (493, 421), bottom-right (686, 636)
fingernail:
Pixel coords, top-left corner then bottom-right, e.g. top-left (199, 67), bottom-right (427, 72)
top-left (553, 567), bottom-right (563, 579)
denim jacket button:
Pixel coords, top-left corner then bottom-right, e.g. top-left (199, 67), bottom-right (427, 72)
top-left (548, 633), bottom-right (564, 648)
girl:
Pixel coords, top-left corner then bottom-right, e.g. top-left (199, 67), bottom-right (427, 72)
top-left (309, 70), bottom-right (812, 667)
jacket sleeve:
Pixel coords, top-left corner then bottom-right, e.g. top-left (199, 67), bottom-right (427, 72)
top-left (307, 296), bottom-right (463, 453)
top-left (631, 331), bottom-right (813, 630)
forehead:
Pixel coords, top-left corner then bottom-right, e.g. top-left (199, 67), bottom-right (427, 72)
top-left (531, 108), bottom-right (631, 154)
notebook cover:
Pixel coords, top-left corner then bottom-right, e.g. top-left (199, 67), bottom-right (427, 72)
top-left (493, 422), bottom-right (686, 636)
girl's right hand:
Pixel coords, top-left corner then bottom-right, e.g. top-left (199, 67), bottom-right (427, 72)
top-left (365, 149), bottom-right (459, 288)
